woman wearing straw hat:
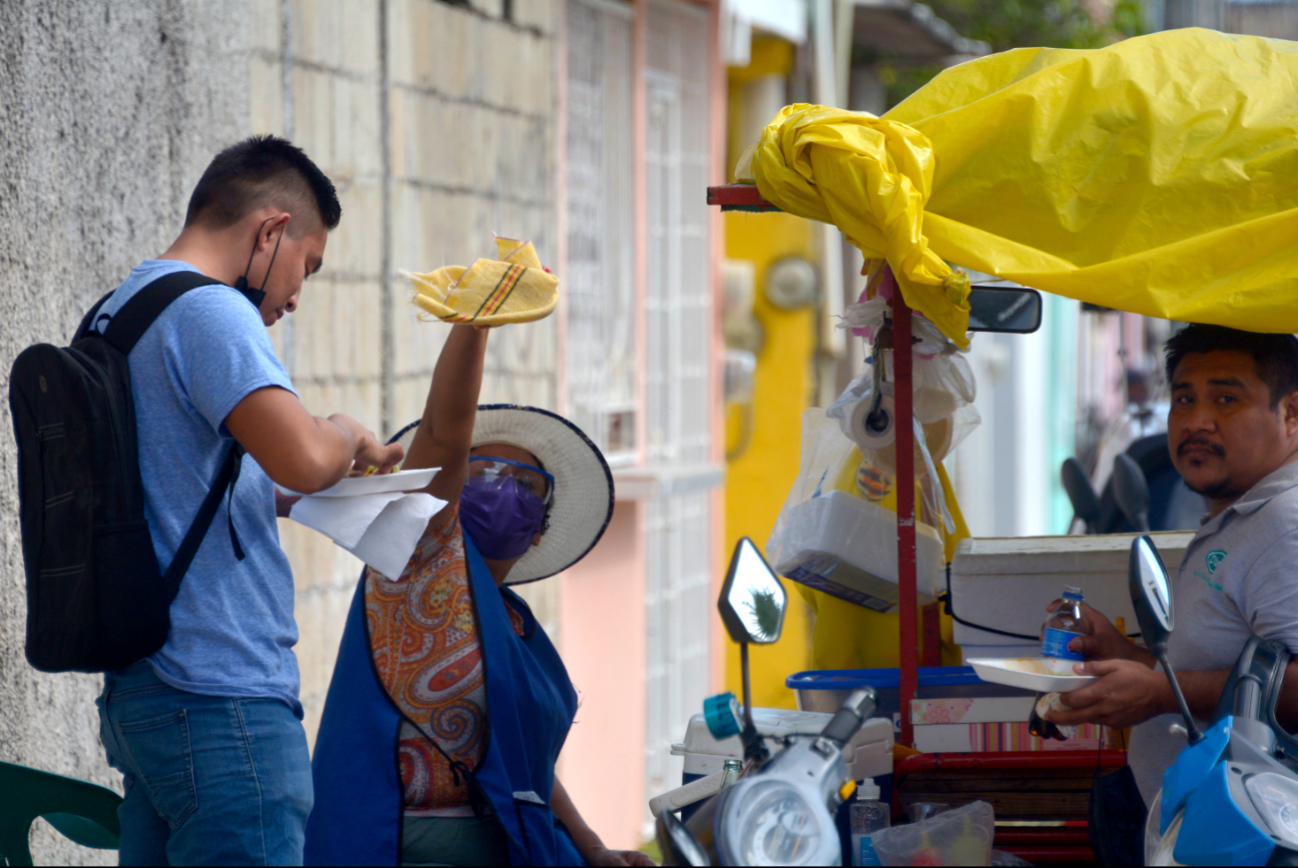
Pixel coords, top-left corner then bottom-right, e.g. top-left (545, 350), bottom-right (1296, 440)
top-left (305, 325), bottom-right (653, 867)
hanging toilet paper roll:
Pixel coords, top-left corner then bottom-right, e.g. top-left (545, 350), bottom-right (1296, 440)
top-left (847, 392), bottom-right (896, 452)
top-left (914, 387), bottom-right (958, 424)
top-left (870, 414), bottom-right (955, 475)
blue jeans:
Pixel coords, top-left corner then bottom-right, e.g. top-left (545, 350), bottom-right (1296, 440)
top-left (97, 661), bottom-right (312, 866)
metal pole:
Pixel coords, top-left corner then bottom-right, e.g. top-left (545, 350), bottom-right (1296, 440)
top-left (888, 268), bottom-right (919, 750)
top-left (741, 641), bottom-right (754, 731)
top-left (923, 604), bottom-right (942, 666)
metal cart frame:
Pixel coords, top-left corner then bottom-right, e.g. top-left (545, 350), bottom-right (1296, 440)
top-left (708, 183), bottom-right (1121, 862)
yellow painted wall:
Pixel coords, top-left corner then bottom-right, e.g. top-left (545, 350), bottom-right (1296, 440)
top-left (724, 211), bottom-right (819, 710)
top-left (722, 35), bottom-right (819, 711)
top-left (720, 39), bottom-right (966, 713)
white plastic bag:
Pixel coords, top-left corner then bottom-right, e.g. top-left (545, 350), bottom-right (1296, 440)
top-left (765, 410), bottom-right (947, 610)
top-left (828, 338), bottom-right (980, 469)
top-left (872, 800), bottom-right (995, 866)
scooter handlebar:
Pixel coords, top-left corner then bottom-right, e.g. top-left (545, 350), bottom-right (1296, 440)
top-left (820, 688), bottom-right (878, 745)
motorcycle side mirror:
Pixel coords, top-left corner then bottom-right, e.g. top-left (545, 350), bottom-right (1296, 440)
top-left (1129, 534), bottom-right (1201, 743)
top-left (1061, 457), bottom-right (1101, 533)
top-left (718, 537), bottom-right (787, 646)
top-left (966, 286), bottom-right (1043, 334)
top-left (1114, 453), bottom-right (1152, 532)
top-left (718, 538), bottom-right (787, 761)
top-left (1130, 534), bottom-right (1173, 652)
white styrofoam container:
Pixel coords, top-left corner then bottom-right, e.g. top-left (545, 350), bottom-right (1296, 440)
top-left (967, 657), bottom-right (1098, 693)
top-left (670, 707), bottom-right (894, 782)
top-left (949, 531), bottom-right (1195, 648)
top-left (773, 491), bottom-right (945, 612)
top-left (959, 644), bottom-right (1041, 661)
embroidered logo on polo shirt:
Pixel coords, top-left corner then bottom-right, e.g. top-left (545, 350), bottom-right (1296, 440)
top-left (1206, 550), bottom-right (1227, 574)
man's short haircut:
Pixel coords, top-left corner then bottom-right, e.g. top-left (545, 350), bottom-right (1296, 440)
top-left (1165, 324), bottom-right (1298, 408)
top-left (185, 135), bottom-right (341, 233)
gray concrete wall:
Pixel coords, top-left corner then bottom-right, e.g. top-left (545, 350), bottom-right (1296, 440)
top-left (251, 0), bottom-right (561, 743)
top-left (0, 3), bottom-right (250, 862)
top-left (1, 0), bottom-right (559, 862)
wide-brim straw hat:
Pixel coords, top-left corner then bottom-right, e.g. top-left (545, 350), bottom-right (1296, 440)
top-left (390, 404), bottom-right (614, 584)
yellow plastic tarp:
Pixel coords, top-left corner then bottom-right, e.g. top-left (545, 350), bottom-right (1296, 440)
top-left (748, 28), bottom-right (1298, 346)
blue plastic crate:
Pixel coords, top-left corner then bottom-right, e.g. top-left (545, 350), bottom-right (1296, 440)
top-left (787, 666), bottom-right (1030, 725)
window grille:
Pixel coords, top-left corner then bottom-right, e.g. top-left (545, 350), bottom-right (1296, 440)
top-left (643, 488), bottom-right (714, 806)
top-left (645, 0), bottom-right (713, 467)
top-left (642, 0), bottom-right (716, 824)
top-left (565, 0), bottom-right (638, 464)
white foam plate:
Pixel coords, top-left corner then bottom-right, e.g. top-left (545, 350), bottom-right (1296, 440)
top-left (277, 467), bottom-right (438, 499)
top-left (967, 657), bottom-right (1099, 693)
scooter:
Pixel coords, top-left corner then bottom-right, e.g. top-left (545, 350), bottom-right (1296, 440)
top-left (654, 538), bottom-right (879, 866)
top-left (1061, 438), bottom-right (1207, 534)
top-left (1127, 534), bottom-right (1298, 866)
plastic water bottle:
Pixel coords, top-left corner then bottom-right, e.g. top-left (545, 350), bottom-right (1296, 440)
top-left (1041, 586), bottom-right (1085, 661)
top-left (850, 778), bottom-right (889, 867)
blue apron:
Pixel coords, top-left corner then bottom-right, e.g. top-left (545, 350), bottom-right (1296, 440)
top-left (304, 534), bottom-right (584, 866)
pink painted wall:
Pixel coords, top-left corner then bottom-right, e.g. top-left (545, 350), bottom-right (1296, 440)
top-left (556, 500), bottom-right (648, 850)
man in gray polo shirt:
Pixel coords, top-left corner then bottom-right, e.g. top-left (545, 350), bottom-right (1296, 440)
top-left (1048, 325), bottom-right (1298, 807)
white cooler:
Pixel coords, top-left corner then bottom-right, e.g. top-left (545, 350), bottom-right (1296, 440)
top-left (670, 707), bottom-right (894, 783)
top-left (949, 531), bottom-right (1195, 658)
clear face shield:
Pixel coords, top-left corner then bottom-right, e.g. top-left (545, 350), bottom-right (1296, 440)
top-left (467, 456), bottom-right (554, 506)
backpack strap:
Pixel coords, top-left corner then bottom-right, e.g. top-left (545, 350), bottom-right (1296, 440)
top-left (95, 269), bottom-right (267, 596)
top-left (163, 441), bottom-right (245, 602)
top-left (97, 269), bottom-right (263, 595)
top-left (101, 271), bottom-right (226, 355)
top-left (73, 291), bottom-right (115, 342)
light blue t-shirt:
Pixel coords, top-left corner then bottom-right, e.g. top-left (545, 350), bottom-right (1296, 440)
top-left (99, 259), bottom-right (301, 714)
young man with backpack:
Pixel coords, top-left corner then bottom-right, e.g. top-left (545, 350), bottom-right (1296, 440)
top-left (28, 136), bottom-right (401, 865)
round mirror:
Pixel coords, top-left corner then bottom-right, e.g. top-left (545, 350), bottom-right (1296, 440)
top-left (718, 538), bottom-right (788, 645)
top-left (1129, 534), bottom-right (1174, 651)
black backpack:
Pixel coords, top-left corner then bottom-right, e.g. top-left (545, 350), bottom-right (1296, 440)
top-left (9, 271), bottom-right (251, 673)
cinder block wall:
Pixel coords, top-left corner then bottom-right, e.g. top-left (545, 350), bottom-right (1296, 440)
top-left (249, 0), bottom-right (561, 743)
top-left (0, 3), bottom-right (249, 863)
top-left (0, 2), bottom-right (559, 861)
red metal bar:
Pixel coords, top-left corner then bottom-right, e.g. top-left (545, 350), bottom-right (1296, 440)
top-left (922, 602), bottom-right (941, 666)
top-left (705, 183), bottom-right (780, 211)
top-left (994, 828), bottom-right (1091, 846)
top-left (894, 750), bottom-right (1128, 779)
top-left (890, 271), bottom-right (919, 750)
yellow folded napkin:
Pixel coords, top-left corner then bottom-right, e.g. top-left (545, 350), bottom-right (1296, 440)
top-left (403, 236), bottom-right (559, 326)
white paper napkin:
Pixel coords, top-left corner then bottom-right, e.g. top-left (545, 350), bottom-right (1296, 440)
top-left (288, 490), bottom-right (447, 579)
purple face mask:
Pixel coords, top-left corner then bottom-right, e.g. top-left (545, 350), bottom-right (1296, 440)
top-left (460, 475), bottom-right (548, 560)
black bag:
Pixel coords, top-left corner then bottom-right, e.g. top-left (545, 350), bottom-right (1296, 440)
top-left (9, 271), bottom-right (250, 673)
top-left (1089, 763), bottom-right (1147, 865)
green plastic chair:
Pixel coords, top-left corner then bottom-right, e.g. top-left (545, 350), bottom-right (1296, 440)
top-left (0, 760), bottom-right (122, 866)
